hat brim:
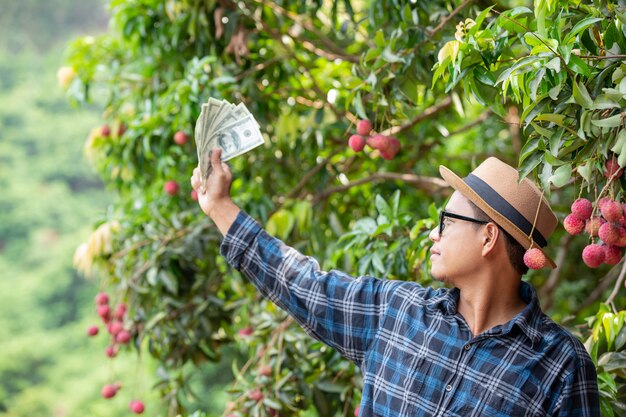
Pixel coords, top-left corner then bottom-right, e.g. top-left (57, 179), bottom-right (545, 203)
top-left (439, 165), bottom-right (556, 269)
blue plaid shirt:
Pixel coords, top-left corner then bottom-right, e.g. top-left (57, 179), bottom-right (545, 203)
top-left (221, 211), bottom-right (600, 416)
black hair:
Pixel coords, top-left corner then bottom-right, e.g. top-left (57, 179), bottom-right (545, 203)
top-left (467, 201), bottom-right (529, 276)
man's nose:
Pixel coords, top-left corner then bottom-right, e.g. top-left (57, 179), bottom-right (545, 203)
top-left (428, 227), bottom-right (440, 242)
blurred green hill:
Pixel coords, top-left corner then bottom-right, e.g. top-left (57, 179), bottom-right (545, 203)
top-left (0, 1), bottom-right (159, 416)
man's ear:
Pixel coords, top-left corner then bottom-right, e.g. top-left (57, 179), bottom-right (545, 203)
top-left (481, 223), bottom-right (500, 254)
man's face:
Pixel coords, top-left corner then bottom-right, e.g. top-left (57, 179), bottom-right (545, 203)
top-left (428, 191), bottom-right (487, 284)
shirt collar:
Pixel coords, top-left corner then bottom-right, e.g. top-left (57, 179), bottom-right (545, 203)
top-left (439, 281), bottom-right (544, 346)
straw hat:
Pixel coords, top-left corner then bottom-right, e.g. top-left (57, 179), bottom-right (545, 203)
top-left (439, 157), bottom-right (558, 268)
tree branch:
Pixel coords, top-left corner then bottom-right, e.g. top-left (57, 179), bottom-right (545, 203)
top-left (380, 96), bottom-right (453, 136)
top-left (540, 234), bottom-right (573, 311)
top-left (606, 255), bottom-right (626, 309)
top-left (286, 148), bottom-right (344, 199)
top-left (253, 0), bottom-right (360, 62)
top-left (428, 0), bottom-right (475, 37)
top-left (313, 172), bottom-right (451, 204)
top-left (578, 263), bottom-right (623, 312)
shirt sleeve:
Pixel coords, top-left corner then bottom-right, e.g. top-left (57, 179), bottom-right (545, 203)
top-left (219, 210), bottom-right (407, 364)
top-left (553, 355), bottom-right (600, 417)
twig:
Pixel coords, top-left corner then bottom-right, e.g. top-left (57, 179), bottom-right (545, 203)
top-left (578, 263), bottom-right (623, 312)
top-left (579, 55), bottom-right (626, 61)
top-left (540, 234), bottom-right (573, 311)
top-left (428, 0), bottom-right (475, 37)
top-left (606, 255), bottom-right (626, 308)
top-left (380, 97), bottom-right (453, 136)
top-left (286, 148), bottom-right (344, 199)
top-left (252, 0), bottom-right (360, 62)
top-left (313, 172), bottom-right (451, 204)
top-left (235, 57), bottom-right (282, 81)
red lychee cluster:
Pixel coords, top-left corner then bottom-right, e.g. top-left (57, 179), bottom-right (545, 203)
top-left (564, 197), bottom-right (626, 268)
top-left (348, 119), bottom-right (401, 160)
top-left (89, 292), bottom-right (145, 414)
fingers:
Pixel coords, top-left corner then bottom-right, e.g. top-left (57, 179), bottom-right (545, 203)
top-left (190, 167), bottom-right (202, 191)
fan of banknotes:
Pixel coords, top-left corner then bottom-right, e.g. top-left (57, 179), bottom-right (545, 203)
top-left (195, 97), bottom-right (264, 190)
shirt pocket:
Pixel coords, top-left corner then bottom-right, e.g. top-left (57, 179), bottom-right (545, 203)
top-left (480, 386), bottom-right (546, 417)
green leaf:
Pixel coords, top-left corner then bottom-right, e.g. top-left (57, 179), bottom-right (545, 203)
top-left (534, 113), bottom-right (567, 125)
top-left (518, 151), bottom-right (543, 180)
top-left (548, 163), bottom-right (571, 187)
top-left (563, 17), bottom-right (603, 44)
top-left (381, 47), bottom-right (405, 64)
top-left (471, 6), bottom-right (495, 35)
top-left (576, 162), bottom-right (593, 181)
top-left (591, 114), bottom-right (623, 128)
top-left (354, 91), bottom-right (368, 120)
top-left (568, 55), bottom-right (591, 77)
top-left (618, 139), bottom-right (626, 168)
top-left (266, 209), bottom-right (295, 240)
top-left (572, 81), bottom-right (593, 107)
top-left (375, 195), bottom-right (393, 221)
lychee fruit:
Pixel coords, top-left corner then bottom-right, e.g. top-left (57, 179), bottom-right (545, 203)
top-left (248, 389), bottom-right (263, 402)
top-left (585, 217), bottom-right (606, 237)
top-left (604, 245), bottom-right (623, 265)
top-left (381, 137), bottom-right (401, 160)
top-left (114, 303), bottom-right (127, 320)
top-left (105, 345), bottom-right (118, 358)
top-left (563, 214), bottom-right (585, 235)
top-left (355, 405), bottom-right (360, 417)
top-left (616, 227), bottom-right (626, 247)
top-left (108, 321), bottom-right (124, 336)
top-left (95, 292), bottom-right (109, 305)
top-left (238, 327), bottom-right (253, 337)
top-left (348, 135), bottom-right (366, 152)
top-left (164, 180), bottom-right (179, 196)
top-left (101, 125), bottom-right (111, 137)
top-left (604, 157), bottom-right (623, 181)
top-left (116, 330), bottom-right (132, 344)
top-left (600, 200), bottom-right (623, 222)
top-left (523, 248), bottom-right (546, 270)
top-left (117, 123), bottom-right (127, 137)
top-left (174, 131), bottom-right (188, 145)
top-left (582, 244), bottom-right (605, 268)
top-left (571, 198), bottom-right (593, 220)
top-left (356, 119), bottom-right (372, 136)
top-left (87, 326), bottom-right (99, 337)
top-left (129, 400), bottom-right (145, 414)
top-left (101, 384), bottom-right (118, 399)
top-left (597, 197), bottom-right (611, 211)
top-left (599, 222), bottom-right (620, 245)
top-left (97, 305), bottom-right (111, 319)
top-left (258, 364), bottom-right (272, 377)
top-left (366, 134), bottom-right (390, 152)
top-left (191, 189), bottom-right (198, 201)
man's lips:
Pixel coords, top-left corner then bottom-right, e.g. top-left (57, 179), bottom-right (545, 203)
top-left (430, 249), bottom-right (440, 256)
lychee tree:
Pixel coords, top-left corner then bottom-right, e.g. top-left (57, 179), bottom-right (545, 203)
top-left (63, 0), bottom-right (626, 415)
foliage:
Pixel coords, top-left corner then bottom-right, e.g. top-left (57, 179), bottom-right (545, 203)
top-left (63, 0), bottom-right (626, 415)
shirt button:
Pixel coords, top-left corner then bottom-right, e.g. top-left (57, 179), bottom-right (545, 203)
top-left (445, 384), bottom-right (452, 392)
top-left (464, 344), bottom-right (471, 350)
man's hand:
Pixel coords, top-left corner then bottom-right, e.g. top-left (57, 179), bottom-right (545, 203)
top-left (190, 148), bottom-right (240, 235)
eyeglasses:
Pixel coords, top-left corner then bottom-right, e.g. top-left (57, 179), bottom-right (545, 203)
top-left (438, 210), bottom-right (489, 236)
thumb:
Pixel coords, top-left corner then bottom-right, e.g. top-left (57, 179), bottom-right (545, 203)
top-left (210, 148), bottom-right (223, 173)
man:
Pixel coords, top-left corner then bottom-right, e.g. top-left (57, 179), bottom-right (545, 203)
top-left (190, 149), bottom-right (600, 416)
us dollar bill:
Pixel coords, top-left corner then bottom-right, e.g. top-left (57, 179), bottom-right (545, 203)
top-left (196, 98), bottom-right (264, 189)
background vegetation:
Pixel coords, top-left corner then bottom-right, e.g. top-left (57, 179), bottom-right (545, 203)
top-left (0, 1), bottom-right (231, 415)
top-left (3, 0), bottom-right (626, 416)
